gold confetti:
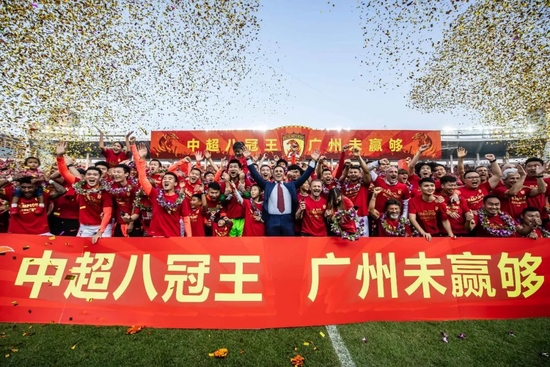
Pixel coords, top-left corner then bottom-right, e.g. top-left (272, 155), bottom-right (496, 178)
top-left (71, 342), bottom-right (77, 350)
top-left (11, 301), bottom-right (18, 306)
top-left (319, 331), bottom-right (325, 338)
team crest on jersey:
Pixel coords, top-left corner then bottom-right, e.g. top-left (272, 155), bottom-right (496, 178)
top-left (282, 133), bottom-right (305, 159)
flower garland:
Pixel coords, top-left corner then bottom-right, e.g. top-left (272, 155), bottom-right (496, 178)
top-left (134, 189), bottom-right (152, 212)
top-left (478, 209), bottom-right (516, 237)
top-left (379, 215), bottom-right (418, 237)
top-left (322, 181), bottom-right (341, 196)
top-left (341, 180), bottom-right (361, 196)
top-left (157, 189), bottom-right (185, 214)
top-left (534, 225), bottom-right (550, 238)
top-left (72, 180), bottom-right (104, 195)
top-left (103, 180), bottom-right (133, 196)
top-left (249, 198), bottom-right (262, 217)
top-left (330, 208), bottom-right (365, 241)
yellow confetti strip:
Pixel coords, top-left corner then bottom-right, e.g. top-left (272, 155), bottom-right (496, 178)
top-left (319, 331), bottom-right (325, 338)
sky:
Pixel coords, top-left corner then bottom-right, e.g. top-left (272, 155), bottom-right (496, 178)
top-left (186, 0), bottom-right (475, 132)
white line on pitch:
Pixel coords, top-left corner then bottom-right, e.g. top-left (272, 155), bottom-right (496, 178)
top-left (326, 325), bottom-right (357, 367)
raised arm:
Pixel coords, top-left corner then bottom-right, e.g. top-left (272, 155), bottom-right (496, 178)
top-left (408, 144), bottom-right (430, 176)
top-left (333, 145), bottom-right (348, 179)
top-left (131, 140), bottom-right (152, 195)
top-left (55, 142), bottom-right (76, 185)
top-left (352, 148), bottom-right (371, 185)
top-left (294, 150), bottom-right (320, 188)
top-left (456, 147), bottom-right (467, 180)
top-left (124, 131), bottom-right (134, 152)
top-left (505, 165), bottom-right (527, 197)
top-left (486, 154), bottom-right (502, 189)
top-left (243, 147), bottom-right (267, 189)
top-left (96, 127), bottom-right (105, 151)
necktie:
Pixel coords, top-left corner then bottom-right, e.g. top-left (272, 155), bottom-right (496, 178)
top-left (277, 182), bottom-right (285, 213)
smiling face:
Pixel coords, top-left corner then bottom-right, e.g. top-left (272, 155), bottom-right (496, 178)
top-left (273, 166), bottom-right (285, 182)
top-left (522, 210), bottom-right (541, 227)
top-left (20, 182), bottom-right (36, 199)
top-left (228, 163), bottom-right (240, 178)
top-left (260, 165), bottom-right (272, 179)
top-left (250, 185), bottom-right (261, 199)
top-left (348, 167), bottom-right (361, 182)
top-left (476, 166), bottom-right (489, 181)
top-left (84, 169), bottom-right (101, 187)
top-left (322, 170), bottom-right (333, 185)
top-left (503, 173), bottom-right (520, 188)
top-left (385, 167), bottom-right (398, 184)
top-left (112, 142), bottom-right (123, 153)
top-left (162, 173), bottom-right (178, 191)
top-left (111, 167), bottom-right (128, 183)
top-left (386, 204), bottom-right (401, 220)
top-left (149, 160), bottom-right (161, 173)
top-left (526, 161), bottom-right (542, 177)
top-left (420, 181), bottom-right (435, 195)
top-left (25, 158), bottom-right (40, 170)
top-left (463, 172), bottom-right (480, 189)
top-left (419, 164), bottom-right (432, 178)
top-left (433, 165), bottom-right (446, 178)
top-left (310, 180), bottom-right (322, 197)
top-left (188, 168), bottom-right (201, 184)
top-left (484, 197), bottom-right (500, 216)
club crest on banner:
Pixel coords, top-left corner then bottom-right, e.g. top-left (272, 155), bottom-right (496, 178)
top-left (282, 133), bottom-right (306, 160)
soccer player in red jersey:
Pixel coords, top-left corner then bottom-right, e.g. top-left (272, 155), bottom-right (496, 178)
top-left (202, 182), bottom-right (222, 236)
top-left (132, 140), bottom-right (192, 237)
top-left (56, 142), bottom-right (113, 243)
top-left (49, 180), bottom-right (80, 236)
top-left (523, 157), bottom-right (550, 221)
top-left (458, 154), bottom-right (502, 213)
top-left (409, 177), bottom-right (455, 241)
top-left (407, 144), bottom-right (435, 196)
top-left (439, 175), bottom-right (475, 236)
top-left (105, 164), bottom-right (138, 237)
top-left (188, 194), bottom-right (206, 237)
top-left (473, 195), bottom-right (524, 237)
top-left (0, 176), bottom-right (65, 235)
top-left (296, 179), bottom-right (327, 236)
top-left (369, 166), bottom-right (410, 218)
top-left (518, 207), bottom-right (549, 239)
top-left (97, 128), bottom-right (132, 169)
top-left (493, 165), bottom-right (546, 221)
top-left (220, 160), bottom-right (251, 236)
top-left (369, 193), bottom-right (414, 237)
top-left (235, 183), bottom-right (265, 236)
top-left (212, 217), bottom-right (232, 237)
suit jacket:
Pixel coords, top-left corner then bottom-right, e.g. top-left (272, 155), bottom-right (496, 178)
top-left (247, 160), bottom-right (315, 222)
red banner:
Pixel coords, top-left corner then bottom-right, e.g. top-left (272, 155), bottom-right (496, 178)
top-left (149, 126), bottom-right (441, 160)
top-left (1, 235), bottom-right (548, 330)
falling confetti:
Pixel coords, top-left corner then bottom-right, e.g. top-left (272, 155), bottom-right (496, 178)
top-left (0, 0), bottom-right (288, 159)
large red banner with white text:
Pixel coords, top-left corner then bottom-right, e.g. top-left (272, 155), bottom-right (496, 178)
top-left (149, 126), bottom-right (442, 159)
top-left (0, 235), bottom-right (548, 329)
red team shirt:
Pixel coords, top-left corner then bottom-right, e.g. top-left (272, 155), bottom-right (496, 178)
top-left (110, 183), bottom-right (138, 224)
top-left (147, 189), bottom-right (191, 237)
top-left (341, 181), bottom-right (370, 217)
top-left (101, 148), bottom-right (131, 168)
top-left (52, 184), bottom-right (79, 220)
top-left (524, 176), bottom-right (550, 219)
top-left (458, 181), bottom-right (493, 212)
top-left (188, 206), bottom-right (206, 237)
top-left (409, 196), bottom-right (449, 235)
top-left (301, 195), bottom-right (328, 236)
top-left (441, 194), bottom-right (471, 235)
top-left (73, 179), bottom-right (113, 225)
top-left (1, 186), bottom-right (50, 234)
top-left (372, 177), bottom-right (411, 214)
top-left (476, 214), bottom-right (518, 237)
top-left (242, 199), bottom-right (265, 236)
top-left (377, 217), bottom-right (413, 237)
top-left (492, 186), bottom-right (532, 221)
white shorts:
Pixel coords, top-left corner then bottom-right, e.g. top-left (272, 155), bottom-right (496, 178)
top-left (77, 224), bottom-right (113, 238)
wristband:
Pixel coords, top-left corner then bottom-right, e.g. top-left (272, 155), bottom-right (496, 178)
top-left (48, 179), bottom-right (55, 185)
top-left (535, 175), bottom-right (544, 178)
top-left (7, 177), bottom-right (13, 183)
top-left (488, 159), bottom-right (496, 163)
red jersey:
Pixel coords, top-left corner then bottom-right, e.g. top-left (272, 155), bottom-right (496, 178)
top-left (52, 184), bottom-right (79, 220)
top-left (377, 217), bottom-right (412, 237)
top-left (372, 177), bottom-right (411, 214)
top-left (242, 199), bottom-right (265, 236)
top-left (341, 181), bottom-right (370, 217)
top-left (301, 195), bottom-right (327, 236)
top-left (73, 179), bottom-right (113, 225)
top-left (148, 189), bottom-right (191, 237)
top-left (441, 194), bottom-right (471, 235)
top-left (101, 148), bottom-right (130, 168)
top-left (180, 180), bottom-right (203, 204)
top-left (108, 182), bottom-right (138, 224)
top-left (212, 221), bottom-right (232, 237)
top-left (492, 186), bottom-right (532, 221)
top-left (188, 206), bottom-right (206, 237)
top-left (220, 180), bottom-right (251, 219)
top-left (524, 176), bottom-right (550, 219)
top-left (321, 180), bottom-right (340, 199)
top-left (458, 181), bottom-right (492, 212)
top-left (1, 186), bottom-right (50, 234)
top-left (409, 174), bottom-right (441, 197)
top-left (409, 196), bottom-right (449, 235)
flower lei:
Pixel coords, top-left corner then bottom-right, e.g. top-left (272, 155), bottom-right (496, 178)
top-left (478, 209), bottom-right (516, 237)
top-left (534, 225), bottom-right (550, 238)
top-left (380, 215), bottom-right (418, 237)
top-left (330, 208), bottom-right (365, 241)
top-left (134, 188), bottom-right (152, 212)
top-left (103, 180), bottom-right (133, 196)
top-left (342, 180), bottom-right (361, 195)
top-left (72, 180), bottom-right (104, 195)
top-left (157, 189), bottom-right (185, 214)
top-left (322, 181), bottom-right (341, 196)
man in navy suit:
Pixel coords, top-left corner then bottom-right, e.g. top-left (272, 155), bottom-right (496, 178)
top-left (243, 147), bottom-right (320, 236)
